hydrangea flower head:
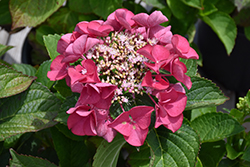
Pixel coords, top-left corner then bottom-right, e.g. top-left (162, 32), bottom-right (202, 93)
top-left (48, 8), bottom-right (199, 146)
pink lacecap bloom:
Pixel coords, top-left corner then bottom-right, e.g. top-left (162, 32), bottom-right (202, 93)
top-left (47, 8), bottom-right (199, 146)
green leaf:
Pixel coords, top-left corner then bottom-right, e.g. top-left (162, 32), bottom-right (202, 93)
top-left (191, 106), bottom-right (217, 121)
top-left (43, 34), bottom-right (61, 60)
top-left (55, 123), bottom-right (85, 141)
top-left (199, 140), bottom-right (226, 167)
top-left (142, 0), bottom-right (167, 9)
top-left (93, 133), bottom-right (126, 167)
top-left (199, 2), bottom-right (218, 16)
top-left (226, 143), bottom-right (243, 160)
top-left (201, 11), bottom-right (237, 55)
top-left (68, 0), bottom-right (93, 14)
top-left (9, 0), bottom-right (65, 29)
top-left (54, 93), bottom-right (79, 125)
top-left (9, 148), bottom-right (57, 167)
top-left (196, 157), bottom-right (203, 167)
top-left (36, 25), bottom-right (57, 45)
top-left (181, 0), bottom-right (202, 9)
top-left (215, 0), bottom-right (235, 14)
top-left (89, 0), bottom-right (123, 19)
top-left (53, 79), bottom-right (72, 98)
top-left (0, 0), bottom-right (12, 25)
top-left (191, 112), bottom-right (244, 142)
top-left (127, 144), bottom-right (151, 167)
top-left (185, 76), bottom-right (228, 110)
top-left (167, 0), bottom-right (196, 19)
top-left (180, 58), bottom-right (197, 76)
top-left (0, 44), bottom-right (13, 57)
top-left (245, 26), bottom-right (250, 41)
top-left (0, 82), bottom-right (61, 141)
top-left (12, 64), bottom-right (36, 76)
top-left (47, 7), bottom-right (79, 33)
top-left (230, 108), bottom-right (244, 123)
top-left (241, 146), bottom-right (250, 162)
top-left (35, 60), bottom-right (54, 89)
top-left (3, 134), bottom-right (22, 148)
top-left (0, 63), bottom-right (36, 98)
top-left (147, 124), bottom-right (200, 167)
top-left (50, 126), bottom-right (89, 167)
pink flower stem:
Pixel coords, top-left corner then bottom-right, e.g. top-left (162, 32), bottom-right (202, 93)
top-left (147, 93), bottom-right (159, 107)
top-left (120, 103), bottom-right (126, 112)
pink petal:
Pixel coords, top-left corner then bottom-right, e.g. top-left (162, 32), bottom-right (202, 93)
top-left (132, 13), bottom-right (149, 27)
top-left (164, 114), bottom-right (183, 133)
top-left (57, 33), bottom-right (72, 54)
top-left (124, 125), bottom-right (148, 146)
top-left (182, 47), bottom-right (199, 59)
top-left (47, 55), bottom-right (68, 81)
top-left (75, 21), bottom-right (89, 34)
top-left (130, 106), bottom-right (154, 129)
top-left (151, 45), bottom-right (170, 62)
top-left (137, 44), bottom-right (154, 62)
top-left (108, 111), bottom-right (132, 137)
top-left (172, 34), bottom-right (190, 54)
top-left (148, 11), bottom-right (168, 27)
top-left (84, 37), bottom-right (101, 53)
top-left (67, 112), bottom-right (97, 136)
top-left (72, 35), bottom-right (88, 55)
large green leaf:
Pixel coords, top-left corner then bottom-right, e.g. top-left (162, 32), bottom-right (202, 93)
top-left (89, 0), bottom-right (123, 19)
top-left (0, 0), bottom-right (12, 25)
top-left (185, 76), bottom-right (227, 110)
top-left (47, 7), bottom-right (79, 33)
top-left (191, 106), bottom-right (217, 121)
top-left (35, 60), bottom-right (54, 89)
top-left (199, 140), bottom-right (226, 167)
top-left (50, 126), bottom-right (90, 167)
top-left (191, 112), bottom-right (244, 142)
top-left (167, 0), bottom-right (196, 19)
top-left (0, 63), bottom-right (36, 98)
top-left (9, 0), bottom-right (65, 29)
top-left (68, 0), bottom-right (93, 14)
top-left (9, 149), bottom-right (57, 167)
top-left (147, 124), bottom-right (200, 167)
top-left (201, 11), bottom-right (237, 55)
top-left (93, 133), bottom-right (126, 167)
top-left (43, 34), bottom-right (61, 60)
top-left (0, 82), bottom-right (61, 141)
top-left (127, 144), bottom-right (151, 167)
top-left (12, 64), bottom-right (37, 76)
top-left (0, 44), bottom-right (13, 57)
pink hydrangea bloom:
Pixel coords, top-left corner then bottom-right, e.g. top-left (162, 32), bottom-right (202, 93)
top-left (108, 106), bottom-right (154, 146)
top-left (48, 8), bottom-right (199, 146)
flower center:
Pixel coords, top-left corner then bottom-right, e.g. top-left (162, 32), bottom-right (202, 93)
top-left (87, 31), bottom-right (150, 103)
